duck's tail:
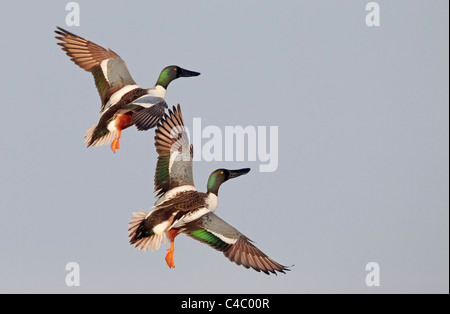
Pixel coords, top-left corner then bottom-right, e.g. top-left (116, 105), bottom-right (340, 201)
top-left (128, 209), bottom-right (167, 252)
top-left (84, 123), bottom-right (117, 147)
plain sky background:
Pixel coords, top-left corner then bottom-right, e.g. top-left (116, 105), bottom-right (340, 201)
top-left (0, 1), bottom-right (448, 293)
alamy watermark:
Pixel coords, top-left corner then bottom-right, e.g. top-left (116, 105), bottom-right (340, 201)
top-left (65, 262), bottom-right (80, 287)
top-left (365, 2), bottom-right (380, 27)
top-left (65, 2), bottom-right (80, 26)
top-left (365, 262), bottom-right (381, 287)
top-left (174, 118), bottom-right (279, 173)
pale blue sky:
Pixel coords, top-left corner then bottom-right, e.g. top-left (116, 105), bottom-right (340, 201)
top-left (0, 0), bottom-right (448, 293)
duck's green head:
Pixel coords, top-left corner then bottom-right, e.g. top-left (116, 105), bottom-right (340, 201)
top-left (155, 65), bottom-right (200, 89)
top-left (207, 168), bottom-right (251, 196)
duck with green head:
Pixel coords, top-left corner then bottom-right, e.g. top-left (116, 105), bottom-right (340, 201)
top-left (128, 104), bottom-right (291, 275)
top-left (55, 27), bottom-right (200, 153)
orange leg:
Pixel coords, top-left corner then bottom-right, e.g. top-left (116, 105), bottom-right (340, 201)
top-left (110, 114), bottom-right (132, 153)
top-left (111, 129), bottom-right (121, 153)
top-left (165, 228), bottom-right (180, 269)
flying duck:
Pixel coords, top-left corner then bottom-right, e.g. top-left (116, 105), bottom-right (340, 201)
top-left (128, 104), bottom-right (290, 275)
top-left (54, 27), bottom-right (200, 153)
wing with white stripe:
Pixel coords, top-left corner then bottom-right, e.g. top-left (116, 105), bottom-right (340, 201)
top-left (154, 104), bottom-right (194, 197)
top-left (180, 212), bottom-right (290, 275)
top-left (55, 27), bottom-right (137, 112)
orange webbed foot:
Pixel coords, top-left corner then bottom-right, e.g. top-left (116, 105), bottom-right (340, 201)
top-left (165, 229), bottom-right (179, 269)
top-left (111, 129), bottom-right (122, 153)
top-left (165, 247), bottom-right (175, 269)
top-left (111, 138), bottom-right (120, 153)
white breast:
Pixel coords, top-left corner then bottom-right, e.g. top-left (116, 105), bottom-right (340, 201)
top-left (206, 193), bottom-right (218, 212)
top-left (147, 85), bottom-right (167, 98)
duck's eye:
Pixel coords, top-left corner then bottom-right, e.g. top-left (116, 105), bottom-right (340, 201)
top-left (220, 171), bottom-right (224, 175)
top-left (173, 67), bottom-right (177, 71)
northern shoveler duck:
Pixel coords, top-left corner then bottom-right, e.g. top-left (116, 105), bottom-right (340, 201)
top-left (54, 27), bottom-right (200, 153)
top-left (128, 104), bottom-right (290, 275)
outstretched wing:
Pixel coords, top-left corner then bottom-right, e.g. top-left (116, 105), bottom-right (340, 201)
top-left (55, 27), bottom-right (137, 112)
top-left (180, 212), bottom-right (290, 275)
top-left (154, 104), bottom-right (194, 197)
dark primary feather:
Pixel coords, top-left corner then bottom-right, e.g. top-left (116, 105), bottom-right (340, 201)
top-left (55, 27), bottom-right (119, 72)
top-left (181, 212), bottom-right (290, 275)
top-left (54, 27), bottom-right (136, 112)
